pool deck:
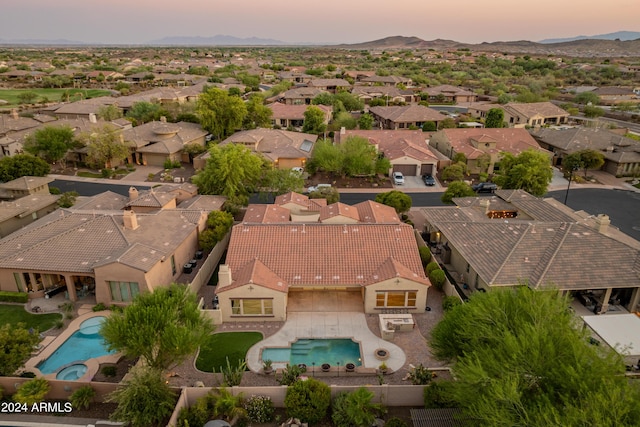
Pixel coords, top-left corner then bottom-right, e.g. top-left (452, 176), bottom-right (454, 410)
top-left (24, 310), bottom-right (121, 382)
top-left (246, 311), bottom-right (406, 373)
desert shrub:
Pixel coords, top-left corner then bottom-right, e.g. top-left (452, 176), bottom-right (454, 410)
top-left (285, 378), bottom-right (331, 424)
top-left (69, 385), bottom-right (96, 410)
top-left (101, 365), bottom-right (117, 377)
top-left (429, 269), bottom-right (446, 290)
top-left (331, 387), bottom-right (385, 427)
top-left (244, 395), bottom-right (275, 423)
top-left (425, 262), bottom-right (440, 275)
top-left (92, 302), bottom-right (108, 312)
top-left (216, 357), bottom-right (246, 387)
top-left (385, 417), bottom-right (408, 427)
top-left (278, 363), bottom-right (304, 386)
top-left (423, 382), bottom-right (457, 409)
top-left (55, 319), bottom-right (64, 329)
top-left (0, 291), bottom-right (28, 303)
top-left (442, 295), bottom-right (462, 312)
top-left (408, 364), bottom-right (433, 385)
top-left (13, 378), bottom-right (50, 405)
top-left (418, 247), bottom-right (432, 267)
top-left (177, 399), bottom-right (209, 427)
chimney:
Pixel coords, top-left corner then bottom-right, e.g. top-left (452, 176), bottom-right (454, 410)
top-left (88, 113), bottom-right (97, 123)
top-left (10, 109), bottom-right (18, 120)
top-left (160, 116), bottom-right (167, 123)
top-left (479, 199), bottom-right (490, 214)
top-left (128, 186), bottom-right (139, 201)
top-left (218, 264), bottom-right (232, 287)
top-left (123, 209), bottom-right (139, 230)
top-left (595, 214), bottom-right (610, 233)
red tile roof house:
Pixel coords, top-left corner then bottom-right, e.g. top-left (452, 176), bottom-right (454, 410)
top-left (307, 78), bottom-right (352, 94)
top-left (419, 190), bottom-right (640, 314)
top-left (467, 102), bottom-right (570, 128)
top-left (0, 188), bottom-right (226, 305)
top-left (215, 196), bottom-right (431, 322)
top-left (422, 85), bottom-right (478, 104)
top-left (278, 87), bottom-right (327, 105)
top-left (268, 102), bottom-right (332, 130)
top-left (335, 129), bottom-right (446, 177)
top-left (369, 105), bottom-right (446, 130)
top-left (359, 75), bottom-right (413, 87)
top-left (429, 128), bottom-right (551, 174)
top-left (195, 129), bottom-right (318, 170)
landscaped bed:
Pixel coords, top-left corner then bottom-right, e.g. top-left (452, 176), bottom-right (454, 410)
top-left (196, 332), bottom-right (263, 372)
top-left (0, 303), bottom-right (62, 331)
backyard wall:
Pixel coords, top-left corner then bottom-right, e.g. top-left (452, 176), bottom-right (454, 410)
top-left (0, 377), bottom-right (124, 402)
top-left (187, 231), bottom-right (230, 294)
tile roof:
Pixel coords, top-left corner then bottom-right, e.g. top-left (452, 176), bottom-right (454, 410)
top-left (217, 129), bottom-right (318, 162)
top-left (126, 190), bottom-right (176, 208)
top-left (369, 105), bottom-right (445, 123)
top-left (281, 87), bottom-right (325, 99)
top-left (353, 200), bottom-right (400, 224)
top-left (337, 129), bottom-right (439, 163)
top-left (223, 258), bottom-right (289, 293)
top-left (319, 202), bottom-right (361, 222)
top-left (308, 78), bottom-right (351, 88)
top-left (0, 176), bottom-right (53, 191)
top-left (243, 204), bottom-right (291, 223)
top-left (503, 102), bottom-right (569, 119)
top-left (72, 191), bottom-right (129, 211)
top-left (423, 85), bottom-right (476, 97)
top-left (268, 102), bottom-right (331, 120)
top-left (436, 128), bottom-right (547, 160)
top-left (0, 195), bottom-right (60, 222)
top-left (177, 195), bottom-right (226, 212)
top-left (122, 121), bottom-right (206, 152)
top-left (224, 223), bottom-right (427, 288)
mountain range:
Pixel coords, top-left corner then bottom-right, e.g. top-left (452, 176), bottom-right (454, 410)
top-left (539, 30), bottom-right (640, 43)
top-left (147, 35), bottom-right (290, 46)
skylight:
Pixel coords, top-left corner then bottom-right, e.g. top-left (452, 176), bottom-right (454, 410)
top-left (300, 140), bottom-right (313, 152)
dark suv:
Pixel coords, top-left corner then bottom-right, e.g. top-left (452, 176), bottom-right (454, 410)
top-left (423, 174), bottom-right (436, 186)
top-left (472, 182), bottom-right (498, 193)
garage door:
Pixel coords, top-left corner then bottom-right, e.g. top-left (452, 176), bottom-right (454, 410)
top-left (392, 164), bottom-right (417, 176)
top-left (421, 164), bottom-right (434, 175)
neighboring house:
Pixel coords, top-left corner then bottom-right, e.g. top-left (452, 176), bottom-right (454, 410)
top-left (277, 71), bottom-right (313, 85)
top-left (273, 191), bottom-right (327, 221)
top-left (307, 78), bottom-right (352, 93)
top-left (122, 119), bottom-right (207, 166)
top-left (0, 110), bottom-right (57, 157)
top-left (369, 105), bottom-right (446, 130)
top-left (468, 102), bottom-right (570, 128)
top-left (531, 127), bottom-right (640, 176)
top-left (359, 75), bottom-right (412, 87)
top-left (279, 87), bottom-right (326, 105)
top-left (0, 176), bottom-right (54, 200)
top-left (351, 86), bottom-right (417, 105)
top-left (420, 190), bottom-right (640, 314)
top-left (429, 128), bottom-right (550, 174)
top-left (195, 129), bottom-right (317, 170)
top-left (589, 87), bottom-right (639, 105)
top-left (215, 197), bottom-right (429, 322)
top-left (0, 194), bottom-right (60, 238)
top-left (0, 187), bottom-right (225, 305)
top-left (45, 97), bottom-right (118, 120)
top-left (335, 129), bottom-right (445, 176)
top-left (422, 85), bottom-right (477, 104)
top-left (268, 102), bottom-right (332, 129)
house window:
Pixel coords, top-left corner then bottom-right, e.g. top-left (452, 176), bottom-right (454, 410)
top-left (398, 123), bottom-right (405, 128)
top-left (171, 255), bottom-right (176, 276)
top-left (375, 291), bottom-right (417, 308)
top-left (230, 298), bottom-right (274, 316)
top-left (14, 273), bottom-right (25, 292)
top-left (108, 281), bottom-right (140, 302)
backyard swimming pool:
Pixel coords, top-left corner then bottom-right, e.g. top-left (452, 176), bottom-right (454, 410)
top-left (261, 338), bottom-right (361, 367)
top-left (37, 316), bottom-right (116, 380)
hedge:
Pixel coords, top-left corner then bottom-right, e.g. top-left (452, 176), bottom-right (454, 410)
top-left (0, 291), bottom-right (29, 303)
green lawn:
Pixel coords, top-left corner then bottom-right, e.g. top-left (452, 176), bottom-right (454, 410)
top-left (0, 304), bottom-right (62, 332)
top-left (0, 88), bottom-right (112, 107)
top-left (196, 331), bottom-right (263, 372)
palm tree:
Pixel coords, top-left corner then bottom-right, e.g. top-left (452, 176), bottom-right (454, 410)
top-left (344, 387), bottom-right (386, 427)
top-left (213, 388), bottom-right (246, 426)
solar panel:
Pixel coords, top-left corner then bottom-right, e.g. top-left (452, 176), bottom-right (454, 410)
top-left (300, 140), bottom-right (313, 152)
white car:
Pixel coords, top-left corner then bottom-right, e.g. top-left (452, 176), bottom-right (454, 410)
top-left (307, 183), bottom-right (332, 193)
top-left (392, 172), bottom-right (405, 185)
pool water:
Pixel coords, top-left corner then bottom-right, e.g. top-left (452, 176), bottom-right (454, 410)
top-left (37, 316), bottom-right (116, 377)
top-left (261, 338), bottom-right (361, 367)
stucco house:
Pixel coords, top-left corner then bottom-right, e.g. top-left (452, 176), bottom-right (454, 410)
top-left (279, 87), bottom-right (326, 105)
top-left (369, 105), bottom-right (445, 130)
top-left (268, 102), bottom-right (332, 130)
top-left (419, 190), bottom-right (640, 314)
top-left (215, 196), bottom-right (430, 322)
top-left (0, 187), bottom-right (226, 305)
top-left (307, 78), bottom-right (352, 93)
top-left (422, 85), bottom-right (477, 104)
top-left (335, 129), bottom-right (445, 177)
top-left (351, 86), bottom-right (417, 105)
top-left (429, 128), bottom-right (550, 174)
top-left (531, 127), bottom-right (640, 176)
top-left (359, 75), bottom-right (412, 87)
top-left (0, 176), bottom-right (60, 237)
top-left (467, 102), bottom-right (570, 128)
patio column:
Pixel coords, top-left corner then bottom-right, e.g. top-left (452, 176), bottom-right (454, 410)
top-left (628, 287), bottom-right (640, 313)
top-left (64, 274), bottom-right (77, 302)
top-left (598, 288), bottom-right (613, 314)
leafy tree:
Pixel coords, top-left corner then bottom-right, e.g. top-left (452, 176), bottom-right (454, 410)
top-left (0, 154), bottom-right (50, 182)
top-left (485, 108), bottom-right (505, 128)
top-left (98, 104), bottom-right (123, 121)
top-left (0, 323), bottom-right (40, 376)
top-left (430, 287), bottom-right (640, 426)
top-left (583, 105), bottom-right (605, 118)
top-left (261, 167), bottom-right (305, 196)
top-left (332, 388), bottom-right (386, 427)
top-left (243, 94), bottom-right (272, 129)
top-left (107, 366), bottom-right (177, 427)
top-left (375, 190), bottom-right (412, 214)
top-left (17, 91), bottom-right (38, 104)
top-left (78, 125), bottom-right (130, 169)
top-left (309, 186), bottom-right (340, 204)
top-left (452, 153), bottom-right (467, 164)
top-left (196, 87), bottom-right (247, 140)
top-left (476, 153), bottom-right (491, 175)
top-left (342, 136), bottom-right (378, 176)
top-left (303, 105), bottom-right (327, 134)
top-left (441, 163), bottom-right (465, 181)
top-left (438, 118), bottom-right (456, 129)
top-left (574, 91), bottom-right (600, 105)
top-left (334, 91), bottom-right (364, 112)
top-left (192, 143), bottom-right (264, 206)
top-left (308, 139), bottom-right (344, 175)
top-left (441, 181), bottom-right (475, 204)
top-left (23, 125), bottom-right (76, 164)
top-left (493, 149), bottom-right (553, 196)
top-left (101, 284), bottom-right (214, 371)
top-left (428, 269), bottom-right (446, 290)
top-left (285, 378), bottom-right (331, 424)
top-left (422, 121), bottom-right (437, 132)
top-left (497, 93), bottom-right (511, 104)
top-left (332, 111), bottom-right (357, 130)
top-left (199, 210), bottom-right (234, 251)
top-left (312, 92), bottom-right (334, 106)
top-left (58, 191), bottom-right (79, 208)
top-left (126, 101), bottom-right (167, 125)
top-left (182, 142), bottom-right (207, 160)
top-left (563, 149), bottom-right (605, 179)
top-left (358, 113), bottom-right (374, 130)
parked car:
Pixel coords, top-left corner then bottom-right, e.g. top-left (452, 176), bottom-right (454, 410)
top-left (291, 167), bottom-right (304, 174)
top-left (392, 171), bottom-right (405, 185)
top-left (472, 182), bottom-right (498, 193)
top-left (423, 174), bottom-right (436, 186)
top-left (307, 183), bottom-right (331, 193)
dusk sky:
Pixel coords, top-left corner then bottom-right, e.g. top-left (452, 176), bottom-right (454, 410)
top-left (2, 0), bottom-right (638, 45)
